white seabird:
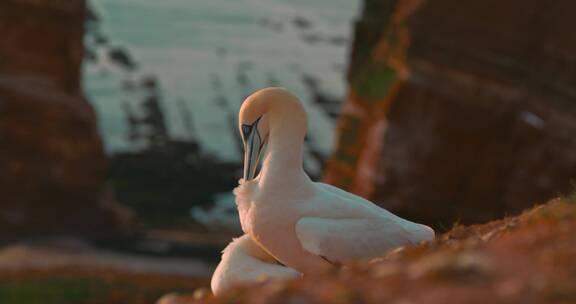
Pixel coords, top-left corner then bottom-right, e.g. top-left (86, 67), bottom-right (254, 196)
top-left (211, 234), bottom-right (300, 296)
top-left (234, 87), bottom-right (435, 275)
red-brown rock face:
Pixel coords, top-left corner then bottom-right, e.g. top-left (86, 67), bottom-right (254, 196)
top-left (0, 0), bottom-right (134, 239)
top-left (325, 0), bottom-right (576, 227)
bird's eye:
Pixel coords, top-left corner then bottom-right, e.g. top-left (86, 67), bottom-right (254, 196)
top-left (241, 124), bottom-right (253, 140)
top-left (241, 117), bottom-right (262, 141)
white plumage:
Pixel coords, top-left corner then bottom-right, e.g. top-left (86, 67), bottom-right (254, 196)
top-left (233, 87), bottom-right (435, 275)
top-left (211, 234), bottom-right (300, 296)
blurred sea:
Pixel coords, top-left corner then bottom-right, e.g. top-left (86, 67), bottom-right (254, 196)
top-left (83, 0), bottom-right (360, 163)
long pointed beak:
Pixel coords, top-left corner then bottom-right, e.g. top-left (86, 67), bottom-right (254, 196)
top-left (242, 122), bottom-right (263, 180)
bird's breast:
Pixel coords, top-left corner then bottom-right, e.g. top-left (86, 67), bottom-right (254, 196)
top-left (233, 179), bottom-right (261, 234)
top-left (237, 201), bottom-right (255, 235)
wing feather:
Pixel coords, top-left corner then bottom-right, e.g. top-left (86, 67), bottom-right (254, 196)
top-left (296, 217), bottom-right (433, 264)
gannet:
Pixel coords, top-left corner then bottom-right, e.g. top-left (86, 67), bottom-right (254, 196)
top-left (234, 87), bottom-right (435, 275)
top-left (211, 234), bottom-right (300, 296)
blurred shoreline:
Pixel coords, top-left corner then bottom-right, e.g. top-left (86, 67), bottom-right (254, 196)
top-left (84, 0), bottom-right (360, 232)
top-left (84, 0), bottom-right (359, 159)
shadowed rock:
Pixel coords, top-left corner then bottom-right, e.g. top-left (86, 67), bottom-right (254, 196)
top-left (0, 0), bottom-right (135, 239)
top-left (324, 0), bottom-right (576, 228)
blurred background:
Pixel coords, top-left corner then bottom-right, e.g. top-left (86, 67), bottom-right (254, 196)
top-left (0, 0), bottom-right (575, 303)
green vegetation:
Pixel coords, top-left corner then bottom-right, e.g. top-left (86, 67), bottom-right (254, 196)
top-left (109, 149), bottom-right (239, 229)
top-left (353, 63), bottom-right (397, 102)
top-left (0, 274), bottom-right (190, 304)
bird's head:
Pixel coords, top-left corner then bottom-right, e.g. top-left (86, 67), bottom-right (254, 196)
top-left (238, 87), bottom-right (306, 181)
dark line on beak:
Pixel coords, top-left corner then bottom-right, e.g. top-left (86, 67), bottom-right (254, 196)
top-left (242, 116), bottom-right (263, 180)
top-left (247, 133), bottom-right (255, 179)
top-left (320, 255), bottom-right (340, 266)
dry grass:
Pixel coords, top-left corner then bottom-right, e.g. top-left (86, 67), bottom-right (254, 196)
top-left (179, 194), bottom-right (576, 304)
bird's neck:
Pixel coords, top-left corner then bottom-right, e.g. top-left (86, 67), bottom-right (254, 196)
top-left (259, 112), bottom-right (309, 186)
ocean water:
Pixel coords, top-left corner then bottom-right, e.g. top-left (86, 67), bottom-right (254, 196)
top-left (83, 0), bottom-right (360, 163)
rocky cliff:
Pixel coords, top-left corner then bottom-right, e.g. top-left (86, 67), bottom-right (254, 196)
top-left (0, 0), bottom-right (133, 239)
top-left (165, 195), bottom-right (576, 304)
top-left (324, 0), bottom-right (576, 227)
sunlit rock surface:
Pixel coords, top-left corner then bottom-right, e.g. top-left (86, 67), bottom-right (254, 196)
top-left (0, 0), bottom-right (134, 239)
top-left (324, 0), bottom-right (576, 227)
top-left (165, 194), bottom-right (576, 304)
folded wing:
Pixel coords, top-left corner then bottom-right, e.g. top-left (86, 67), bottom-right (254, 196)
top-left (296, 217), bottom-right (434, 264)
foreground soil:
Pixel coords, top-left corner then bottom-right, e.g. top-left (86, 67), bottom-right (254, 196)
top-left (0, 232), bottom-right (220, 304)
top-left (172, 194), bottom-right (576, 304)
top-left (0, 267), bottom-right (208, 304)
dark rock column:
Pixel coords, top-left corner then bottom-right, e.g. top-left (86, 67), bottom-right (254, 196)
top-left (324, 0), bottom-right (420, 196)
top-left (0, 0), bottom-right (134, 239)
top-left (325, 0), bottom-right (576, 228)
